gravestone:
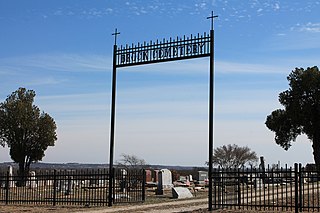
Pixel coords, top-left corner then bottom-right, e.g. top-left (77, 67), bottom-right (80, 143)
top-left (159, 169), bottom-right (173, 189)
top-left (65, 176), bottom-right (73, 195)
top-left (98, 179), bottom-right (106, 187)
top-left (259, 156), bottom-right (266, 180)
top-left (156, 179), bottom-right (163, 195)
top-left (153, 170), bottom-right (159, 183)
top-left (145, 169), bottom-right (152, 182)
top-left (89, 177), bottom-right (98, 186)
top-left (198, 171), bottom-right (208, 181)
top-left (7, 166), bottom-right (14, 188)
top-left (43, 179), bottom-right (53, 186)
top-left (58, 180), bottom-right (66, 192)
top-left (259, 156), bottom-right (265, 171)
top-left (82, 180), bottom-right (90, 187)
top-left (28, 171), bottom-right (37, 189)
top-left (254, 179), bottom-right (264, 190)
top-left (157, 169), bottom-right (173, 194)
top-left (178, 176), bottom-right (191, 187)
top-left (172, 187), bottom-right (193, 199)
top-left (179, 176), bottom-right (187, 181)
top-left (0, 175), bottom-right (4, 188)
top-left (120, 169), bottom-right (127, 193)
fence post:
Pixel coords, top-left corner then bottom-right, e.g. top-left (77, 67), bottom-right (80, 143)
top-left (237, 168), bottom-right (241, 208)
top-left (5, 170), bottom-right (9, 205)
top-left (299, 163), bottom-right (302, 212)
top-left (142, 169), bottom-right (146, 202)
top-left (294, 163), bottom-right (298, 213)
top-left (112, 168), bottom-right (116, 204)
top-left (53, 169), bottom-right (57, 206)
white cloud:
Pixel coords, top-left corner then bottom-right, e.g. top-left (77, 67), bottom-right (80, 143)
top-left (265, 26), bottom-right (320, 51)
top-left (273, 3), bottom-right (280, 11)
top-left (299, 22), bottom-right (320, 33)
top-left (276, 33), bottom-right (286, 36)
top-left (36, 92), bottom-right (110, 116)
top-left (0, 54), bottom-right (111, 73)
top-left (105, 8), bottom-right (113, 14)
top-left (25, 77), bottom-right (67, 86)
top-left (257, 8), bottom-right (263, 13)
top-left (53, 8), bottom-right (110, 19)
top-left (216, 61), bottom-right (286, 74)
top-left (53, 10), bottom-right (63, 16)
top-left (291, 22), bottom-right (320, 33)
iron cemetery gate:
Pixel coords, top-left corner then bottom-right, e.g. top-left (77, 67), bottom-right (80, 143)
top-left (108, 14), bottom-right (217, 209)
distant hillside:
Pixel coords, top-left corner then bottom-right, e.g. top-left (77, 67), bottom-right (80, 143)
top-left (0, 162), bottom-right (207, 171)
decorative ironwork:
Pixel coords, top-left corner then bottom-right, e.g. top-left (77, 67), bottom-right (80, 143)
top-left (112, 28), bottom-right (120, 45)
top-left (115, 32), bottom-right (211, 67)
top-left (207, 11), bottom-right (218, 31)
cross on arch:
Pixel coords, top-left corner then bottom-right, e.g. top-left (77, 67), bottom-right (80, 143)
top-left (112, 28), bottom-right (120, 45)
top-left (207, 11), bottom-right (218, 31)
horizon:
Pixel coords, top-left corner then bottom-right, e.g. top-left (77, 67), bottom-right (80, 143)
top-left (1, 0), bottom-right (319, 167)
top-left (0, 161), bottom-right (306, 169)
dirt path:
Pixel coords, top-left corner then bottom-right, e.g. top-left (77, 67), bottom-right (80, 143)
top-left (0, 198), bottom-right (303, 213)
top-left (79, 198), bottom-right (208, 213)
top-left (0, 198), bottom-right (209, 213)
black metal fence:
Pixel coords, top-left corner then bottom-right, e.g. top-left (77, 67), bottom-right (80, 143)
top-left (0, 168), bottom-right (145, 206)
top-left (211, 163), bottom-right (320, 212)
top-left (113, 169), bottom-right (145, 204)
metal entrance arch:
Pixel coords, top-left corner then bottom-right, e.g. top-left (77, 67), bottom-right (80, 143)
top-left (108, 18), bottom-right (216, 210)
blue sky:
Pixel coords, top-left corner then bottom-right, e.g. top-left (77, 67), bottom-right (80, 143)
top-left (1, 0), bottom-right (320, 167)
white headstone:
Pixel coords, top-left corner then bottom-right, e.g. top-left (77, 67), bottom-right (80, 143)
top-left (65, 176), bottom-right (73, 195)
top-left (58, 180), bottom-right (67, 193)
top-left (98, 179), bottom-right (106, 187)
top-left (28, 171), bottom-right (37, 189)
top-left (82, 180), bottom-right (90, 187)
top-left (158, 169), bottom-right (173, 189)
top-left (198, 171), bottom-right (208, 181)
top-left (254, 179), bottom-right (264, 189)
top-left (7, 166), bottom-right (14, 188)
top-left (8, 166), bottom-right (13, 175)
top-left (121, 169), bottom-right (127, 176)
top-left (172, 187), bottom-right (193, 199)
top-left (46, 180), bottom-right (54, 186)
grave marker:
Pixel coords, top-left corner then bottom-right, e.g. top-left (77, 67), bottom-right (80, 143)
top-left (172, 187), bottom-right (193, 199)
top-left (158, 169), bottom-right (173, 189)
top-left (7, 166), bottom-right (14, 188)
top-left (28, 171), bottom-right (37, 189)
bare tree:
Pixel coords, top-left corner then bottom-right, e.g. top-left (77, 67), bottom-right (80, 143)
top-left (116, 153), bottom-right (148, 170)
top-left (208, 144), bottom-right (258, 169)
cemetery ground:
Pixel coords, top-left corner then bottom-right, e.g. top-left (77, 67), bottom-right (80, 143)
top-left (0, 189), bottom-right (211, 213)
top-left (0, 185), bottom-right (317, 213)
top-left (1, 188), bottom-right (318, 213)
top-left (2, 164), bottom-right (320, 212)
